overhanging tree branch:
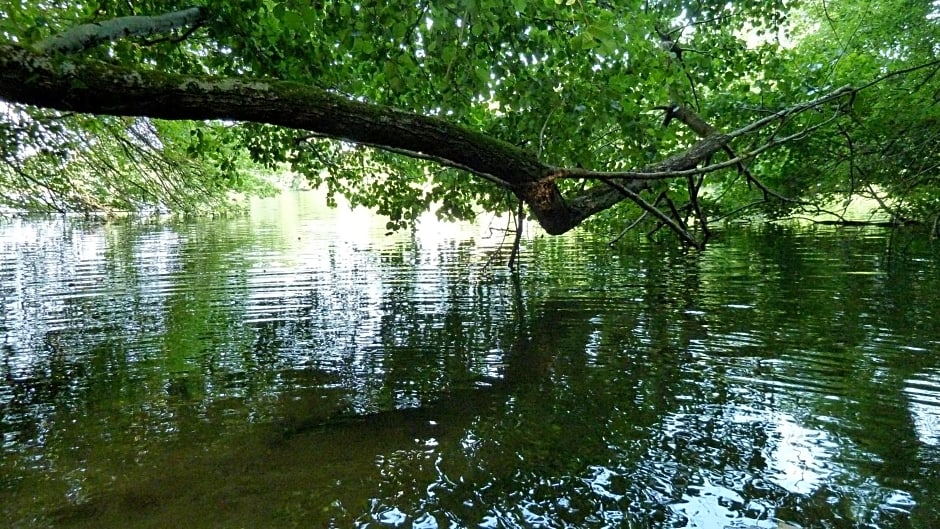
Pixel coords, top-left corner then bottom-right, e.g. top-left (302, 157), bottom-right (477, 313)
top-left (1, 40), bottom-right (591, 233)
top-left (0, 7), bottom-right (925, 242)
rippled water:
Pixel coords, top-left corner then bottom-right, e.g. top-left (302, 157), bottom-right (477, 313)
top-left (2, 192), bottom-right (939, 528)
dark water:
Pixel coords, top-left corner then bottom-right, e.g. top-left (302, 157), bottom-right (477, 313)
top-left (2, 192), bottom-right (939, 528)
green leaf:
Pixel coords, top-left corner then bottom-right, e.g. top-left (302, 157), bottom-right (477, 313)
top-left (3, 0), bottom-right (934, 239)
top-left (475, 67), bottom-right (490, 86)
top-left (301, 7), bottom-right (319, 27)
top-left (282, 11), bottom-right (304, 31)
top-left (441, 46), bottom-right (457, 63)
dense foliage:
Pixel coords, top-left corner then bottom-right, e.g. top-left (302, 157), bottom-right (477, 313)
top-left (764, 0), bottom-right (940, 225)
top-left (0, 0), bottom-right (937, 240)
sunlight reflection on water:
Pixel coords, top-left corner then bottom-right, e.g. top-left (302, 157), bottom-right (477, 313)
top-left (905, 368), bottom-right (940, 447)
top-left (1, 197), bottom-right (939, 528)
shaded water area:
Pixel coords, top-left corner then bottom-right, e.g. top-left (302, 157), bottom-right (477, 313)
top-left (2, 192), bottom-right (940, 528)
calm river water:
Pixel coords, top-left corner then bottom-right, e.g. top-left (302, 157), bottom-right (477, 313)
top-left (2, 192), bottom-right (939, 528)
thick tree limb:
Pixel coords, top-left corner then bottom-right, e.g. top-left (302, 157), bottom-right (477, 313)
top-left (0, 43), bottom-right (588, 230)
top-left (0, 8), bottom-right (856, 240)
top-left (34, 7), bottom-right (209, 55)
top-left (607, 183), bottom-right (701, 248)
top-left (300, 131), bottom-right (514, 189)
top-left (8, 37), bottom-right (730, 235)
top-left (4, 3), bottom-right (934, 246)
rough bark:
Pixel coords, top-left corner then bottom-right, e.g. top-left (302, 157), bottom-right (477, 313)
top-left (0, 42), bottom-right (611, 233)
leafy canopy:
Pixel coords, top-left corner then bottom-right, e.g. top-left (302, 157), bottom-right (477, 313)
top-left (0, 0), bottom-right (937, 240)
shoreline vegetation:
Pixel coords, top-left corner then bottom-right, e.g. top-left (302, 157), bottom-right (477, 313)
top-left (0, 186), bottom-right (915, 237)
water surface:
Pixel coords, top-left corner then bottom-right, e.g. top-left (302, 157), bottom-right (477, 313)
top-left (2, 192), bottom-right (939, 528)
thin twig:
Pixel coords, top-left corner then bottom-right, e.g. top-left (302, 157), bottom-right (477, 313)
top-left (507, 199), bottom-right (525, 271)
top-left (537, 107), bottom-right (557, 157)
top-left (609, 210), bottom-right (649, 246)
top-left (602, 180), bottom-right (701, 247)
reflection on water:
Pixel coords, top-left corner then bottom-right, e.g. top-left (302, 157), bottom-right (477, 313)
top-left (2, 192), bottom-right (940, 528)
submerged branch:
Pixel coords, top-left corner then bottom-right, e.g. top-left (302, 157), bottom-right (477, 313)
top-left (603, 180), bottom-right (701, 248)
top-left (508, 200), bottom-right (525, 271)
